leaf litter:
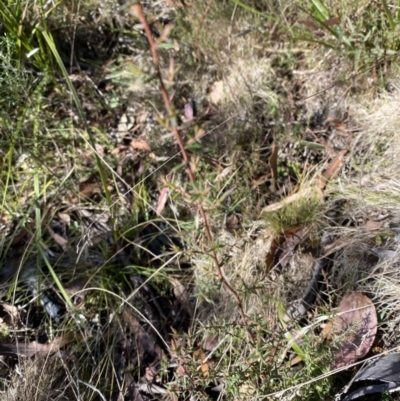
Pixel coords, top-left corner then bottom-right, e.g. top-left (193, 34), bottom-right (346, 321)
top-left (331, 292), bottom-right (378, 369)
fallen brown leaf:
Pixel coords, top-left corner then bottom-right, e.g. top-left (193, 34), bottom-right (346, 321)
top-left (290, 355), bottom-right (303, 366)
top-left (1, 303), bottom-right (19, 326)
top-left (279, 227), bottom-right (309, 269)
top-left (156, 187), bottom-right (169, 216)
top-left (0, 214), bottom-right (10, 225)
top-left (79, 173), bottom-right (102, 197)
top-left (325, 116), bottom-right (346, 131)
top-left (0, 333), bottom-right (75, 357)
top-left (48, 227), bottom-right (68, 251)
top-left (203, 333), bottom-right (219, 353)
top-left (317, 149), bottom-right (347, 189)
top-left (57, 212), bottom-right (71, 226)
top-left (251, 174), bottom-right (271, 189)
top-left (332, 292), bottom-right (377, 369)
top-left (130, 139), bottom-right (151, 152)
top-left (321, 321), bottom-right (333, 341)
top-left (186, 128), bottom-right (205, 145)
top-left (300, 16), bottom-right (340, 31)
top-left (265, 226), bottom-right (301, 273)
top-left (364, 220), bottom-right (385, 230)
top-left (226, 213), bottom-right (241, 231)
top-left (194, 348), bottom-right (209, 376)
top-left (159, 21), bottom-right (175, 42)
top-left (111, 145), bottom-right (127, 155)
top-left (216, 166), bottom-right (233, 181)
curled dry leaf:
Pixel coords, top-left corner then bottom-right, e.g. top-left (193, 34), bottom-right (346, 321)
top-left (130, 139), bottom-right (151, 151)
top-left (57, 212), bottom-right (71, 226)
top-left (48, 227), bottom-right (68, 251)
top-left (277, 226), bottom-right (309, 270)
top-left (216, 166), bottom-right (232, 181)
top-left (265, 226), bottom-right (303, 273)
top-left (332, 292), bottom-right (377, 369)
top-left (79, 173), bottom-right (103, 197)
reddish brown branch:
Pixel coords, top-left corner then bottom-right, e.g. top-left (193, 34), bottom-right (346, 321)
top-left (131, 2), bottom-right (253, 342)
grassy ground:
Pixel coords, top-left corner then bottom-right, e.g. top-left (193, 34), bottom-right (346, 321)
top-left (2, 0), bottom-right (400, 400)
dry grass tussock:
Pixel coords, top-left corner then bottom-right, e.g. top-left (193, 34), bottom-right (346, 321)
top-left (337, 79), bottom-right (400, 214)
top-left (332, 80), bottom-right (400, 345)
top-left (187, 72), bottom-right (400, 396)
top-left (192, 221), bottom-right (274, 323)
top-left (193, 221), bottom-right (319, 330)
top-left (207, 58), bottom-right (278, 109)
top-left (301, 49), bottom-right (353, 122)
top-left (351, 80), bottom-right (400, 180)
top-left (1, 357), bottom-right (75, 401)
top-left (176, 2), bottom-right (289, 115)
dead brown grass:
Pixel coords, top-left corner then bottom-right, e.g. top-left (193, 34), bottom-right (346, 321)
top-left (1, 357), bottom-right (75, 401)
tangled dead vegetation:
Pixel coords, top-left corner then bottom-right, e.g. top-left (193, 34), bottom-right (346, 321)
top-left (1, 357), bottom-right (75, 401)
top-left (3, 0), bottom-right (400, 400)
top-left (185, 78), bottom-right (400, 398)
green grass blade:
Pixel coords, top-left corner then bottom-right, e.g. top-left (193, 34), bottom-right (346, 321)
top-left (381, 0), bottom-right (396, 30)
top-left (37, 245), bottom-right (75, 312)
top-left (40, 29), bottom-right (114, 212)
top-left (229, 0), bottom-right (273, 20)
top-left (309, 0), bottom-right (330, 21)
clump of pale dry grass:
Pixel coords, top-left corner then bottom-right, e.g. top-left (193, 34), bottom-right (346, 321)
top-left (349, 82), bottom-right (400, 194)
top-left (207, 58), bottom-right (279, 110)
top-left (174, 1), bottom-right (293, 118)
top-left (355, 81), bottom-right (400, 154)
top-left (192, 220), bottom-right (322, 329)
top-left (333, 80), bottom-right (400, 218)
top-left (1, 357), bottom-right (75, 401)
top-left (301, 50), bottom-right (353, 121)
top-left (359, 254), bottom-right (400, 340)
top-left (192, 221), bottom-right (271, 324)
top-left (327, 79), bottom-right (400, 348)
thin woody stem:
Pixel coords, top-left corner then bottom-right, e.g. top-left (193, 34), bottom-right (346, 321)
top-left (131, 1), bottom-right (253, 343)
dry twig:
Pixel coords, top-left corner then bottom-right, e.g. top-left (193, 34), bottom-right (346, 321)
top-left (130, 1), bottom-right (253, 342)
